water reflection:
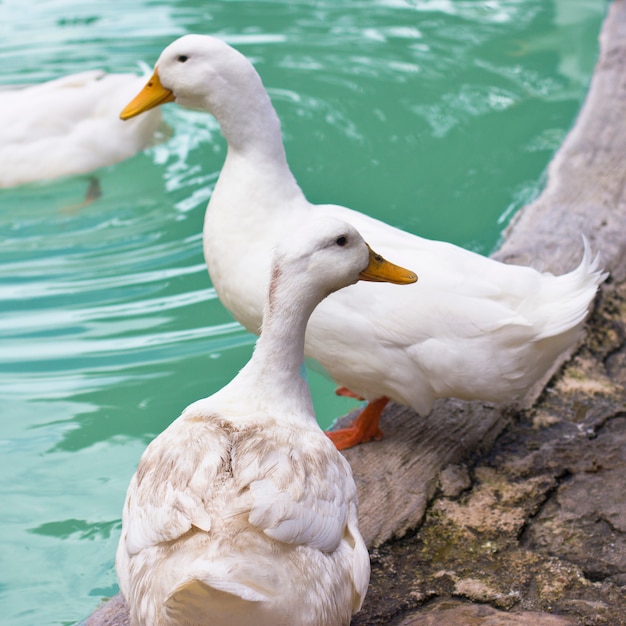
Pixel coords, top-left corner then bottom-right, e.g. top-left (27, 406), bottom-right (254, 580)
top-left (30, 518), bottom-right (120, 541)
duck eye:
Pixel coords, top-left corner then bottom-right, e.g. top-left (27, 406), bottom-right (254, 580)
top-left (336, 235), bottom-right (348, 247)
top-left (177, 54), bottom-right (189, 63)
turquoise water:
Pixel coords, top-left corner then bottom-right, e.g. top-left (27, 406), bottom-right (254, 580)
top-left (0, 0), bottom-right (606, 623)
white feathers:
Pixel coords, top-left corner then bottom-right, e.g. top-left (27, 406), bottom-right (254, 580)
top-left (249, 474), bottom-right (347, 552)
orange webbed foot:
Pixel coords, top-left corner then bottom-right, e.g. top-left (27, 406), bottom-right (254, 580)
top-left (326, 397), bottom-right (389, 450)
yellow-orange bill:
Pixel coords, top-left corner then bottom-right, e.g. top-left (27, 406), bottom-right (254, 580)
top-left (359, 245), bottom-right (417, 285)
top-left (120, 69), bottom-right (175, 120)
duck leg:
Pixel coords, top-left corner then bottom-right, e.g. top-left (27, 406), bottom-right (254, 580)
top-left (326, 397), bottom-right (390, 450)
top-left (335, 386), bottom-right (364, 400)
top-left (62, 177), bottom-right (102, 213)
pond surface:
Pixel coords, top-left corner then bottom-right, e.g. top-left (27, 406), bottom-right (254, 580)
top-left (0, 0), bottom-right (606, 623)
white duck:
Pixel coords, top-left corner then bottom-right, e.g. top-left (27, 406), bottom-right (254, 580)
top-left (120, 34), bottom-right (606, 449)
top-left (116, 216), bottom-right (416, 626)
top-left (0, 70), bottom-right (162, 188)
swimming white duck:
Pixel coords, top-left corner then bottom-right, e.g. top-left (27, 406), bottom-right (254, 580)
top-left (120, 34), bottom-right (607, 450)
top-left (116, 216), bottom-right (416, 626)
top-left (0, 70), bottom-right (162, 188)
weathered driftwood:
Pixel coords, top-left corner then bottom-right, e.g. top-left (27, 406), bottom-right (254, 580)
top-left (83, 1), bottom-right (626, 622)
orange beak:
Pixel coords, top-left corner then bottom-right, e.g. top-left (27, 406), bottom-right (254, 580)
top-left (358, 245), bottom-right (417, 285)
top-left (120, 68), bottom-right (175, 120)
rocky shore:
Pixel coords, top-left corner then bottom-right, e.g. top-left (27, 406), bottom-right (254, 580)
top-left (84, 1), bottom-right (626, 624)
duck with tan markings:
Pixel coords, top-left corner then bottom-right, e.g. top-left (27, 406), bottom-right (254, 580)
top-left (116, 216), bottom-right (416, 626)
top-left (120, 34), bottom-right (606, 450)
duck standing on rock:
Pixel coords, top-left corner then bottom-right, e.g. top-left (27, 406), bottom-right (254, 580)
top-left (120, 34), bottom-right (607, 450)
top-left (116, 216), bottom-right (417, 625)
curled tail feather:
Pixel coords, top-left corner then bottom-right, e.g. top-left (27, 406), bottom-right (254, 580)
top-left (533, 236), bottom-right (607, 341)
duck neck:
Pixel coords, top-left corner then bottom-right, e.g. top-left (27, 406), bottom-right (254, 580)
top-left (206, 64), bottom-right (293, 174)
top-left (202, 59), bottom-right (308, 329)
top-left (241, 264), bottom-right (320, 425)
